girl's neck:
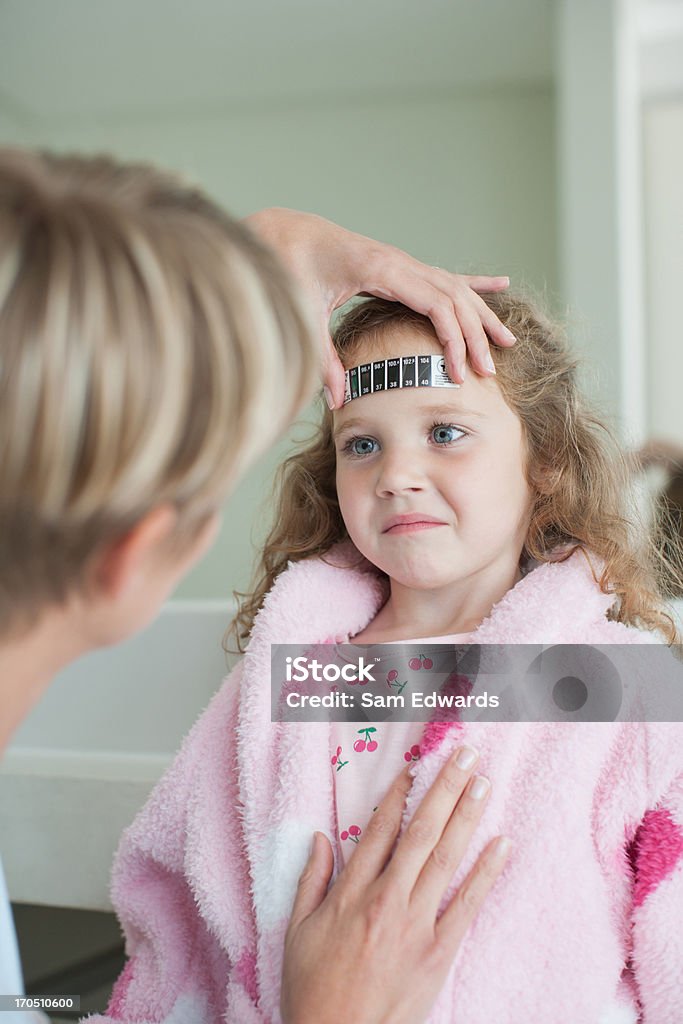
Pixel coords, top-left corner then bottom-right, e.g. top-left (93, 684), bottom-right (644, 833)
top-left (355, 555), bottom-right (524, 643)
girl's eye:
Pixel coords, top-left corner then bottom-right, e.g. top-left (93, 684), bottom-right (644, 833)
top-left (431, 423), bottom-right (466, 445)
top-left (344, 436), bottom-right (379, 457)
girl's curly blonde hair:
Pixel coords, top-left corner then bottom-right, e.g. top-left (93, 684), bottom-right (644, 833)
top-left (228, 292), bottom-right (683, 652)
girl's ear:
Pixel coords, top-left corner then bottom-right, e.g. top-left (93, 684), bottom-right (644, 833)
top-left (532, 463), bottom-right (563, 496)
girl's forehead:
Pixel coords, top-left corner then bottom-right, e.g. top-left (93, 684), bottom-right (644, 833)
top-left (344, 324), bottom-right (441, 365)
top-left (332, 382), bottom-right (495, 438)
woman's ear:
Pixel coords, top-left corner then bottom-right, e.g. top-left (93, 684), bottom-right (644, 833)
top-left (77, 508), bottom-right (221, 649)
top-left (90, 505), bottom-right (180, 601)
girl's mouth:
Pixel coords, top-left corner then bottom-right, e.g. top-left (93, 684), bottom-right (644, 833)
top-left (384, 520), bottom-right (446, 535)
top-left (382, 512), bottom-right (446, 536)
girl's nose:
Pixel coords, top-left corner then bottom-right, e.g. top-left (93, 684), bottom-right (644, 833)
top-left (375, 452), bottom-right (426, 498)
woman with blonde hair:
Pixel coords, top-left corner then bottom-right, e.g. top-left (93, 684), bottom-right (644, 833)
top-left (0, 147), bottom-right (515, 1022)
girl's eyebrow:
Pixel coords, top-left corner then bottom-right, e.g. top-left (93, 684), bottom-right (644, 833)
top-left (333, 418), bottom-right (370, 440)
top-left (422, 403), bottom-right (486, 420)
top-left (333, 403), bottom-right (486, 439)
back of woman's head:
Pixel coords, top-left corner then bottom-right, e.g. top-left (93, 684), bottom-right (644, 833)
top-left (230, 292), bottom-right (682, 650)
top-left (0, 147), bottom-right (318, 637)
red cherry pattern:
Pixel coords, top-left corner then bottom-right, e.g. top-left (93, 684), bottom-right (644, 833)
top-left (386, 666), bottom-right (408, 694)
top-left (403, 743), bottom-right (421, 763)
top-left (408, 654), bottom-right (433, 671)
top-left (340, 824), bottom-right (362, 843)
top-left (330, 744), bottom-right (349, 771)
top-left (353, 727), bottom-right (378, 753)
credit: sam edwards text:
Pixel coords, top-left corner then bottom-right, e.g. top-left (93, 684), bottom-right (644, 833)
top-left (284, 691), bottom-right (500, 710)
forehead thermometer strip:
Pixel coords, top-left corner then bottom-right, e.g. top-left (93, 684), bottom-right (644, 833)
top-left (343, 354), bottom-right (460, 405)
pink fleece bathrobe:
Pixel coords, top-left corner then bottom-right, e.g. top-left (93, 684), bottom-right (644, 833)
top-left (89, 546), bottom-right (683, 1024)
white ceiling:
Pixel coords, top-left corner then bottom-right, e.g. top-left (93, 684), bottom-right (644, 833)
top-left (0, 0), bottom-right (554, 121)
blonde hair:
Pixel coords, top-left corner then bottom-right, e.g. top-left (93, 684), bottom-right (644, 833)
top-left (0, 148), bottom-right (318, 636)
top-left (229, 293), bottom-right (683, 651)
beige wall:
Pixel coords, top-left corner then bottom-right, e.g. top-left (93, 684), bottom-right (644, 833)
top-left (0, 84), bottom-right (558, 597)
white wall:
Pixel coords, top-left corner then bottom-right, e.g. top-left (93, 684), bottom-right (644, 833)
top-left (643, 97), bottom-right (683, 442)
top-left (0, 84), bottom-right (558, 598)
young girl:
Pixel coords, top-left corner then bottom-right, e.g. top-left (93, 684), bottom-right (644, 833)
top-left (99, 293), bottom-right (683, 1024)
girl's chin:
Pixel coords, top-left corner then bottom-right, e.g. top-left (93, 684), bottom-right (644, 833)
top-left (360, 550), bottom-right (459, 589)
top-left (386, 570), bottom-right (454, 591)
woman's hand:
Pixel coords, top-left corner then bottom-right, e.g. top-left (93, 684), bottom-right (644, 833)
top-left (280, 745), bottom-right (510, 1024)
top-left (243, 208), bottom-right (514, 408)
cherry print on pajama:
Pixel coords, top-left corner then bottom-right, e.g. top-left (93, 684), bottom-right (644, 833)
top-left (340, 825), bottom-right (362, 843)
top-left (345, 674), bottom-right (370, 687)
top-left (404, 744), bottom-right (421, 763)
top-left (330, 745), bottom-right (349, 771)
top-left (409, 654), bottom-right (433, 670)
top-left (354, 727), bottom-right (378, 752)
top-left (386, 668), bottom-right (408, 695)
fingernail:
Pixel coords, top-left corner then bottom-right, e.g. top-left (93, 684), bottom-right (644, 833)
top-left (457, 360), bottom-right (466, 383)
top-left (503, 328), bottom-right (516, 343)
top-left (484, 353), bottom-right (496, 374)
top-left (323, 386), bottom-right (334, 410)
top-left (469, 775), bottom-right (490, 800)
top-left (492, 836), bottom-right (511, 861)
top-left (455, 745), bottom-right (478, 770)
top-left (502, 276), bottom-right (510, 287)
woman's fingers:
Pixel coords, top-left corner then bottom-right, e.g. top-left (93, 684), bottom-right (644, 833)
top-left (435, 835), bottom-right (511, 953)
top-left (311, 224), bottom-right (515, 397)
top-left (447, 288), bottom-right (496, 379)
top-left (411, 772), bottom-right (491, 917)
top-left (448, 283), bottom-right (517, 377)
top-left (381, 264), bottom-right (516, 375)
top-left (460, 273), bottom-right (510, 293)
top-left (468, 288), bottom-right (517, 349)
top-left (352, 275), bottom-right (470, 385)
top-left (288, 831), bottom-right (335, 930)
top-left (337, 767), bottom-right (414, 892)
top-left (382, 746), bottom-right (480, 893)
top-left (323, 269), bottom-right (516, 405)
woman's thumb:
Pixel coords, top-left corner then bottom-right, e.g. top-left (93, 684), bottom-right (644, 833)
top-left (289, 831), bottom-right (334, 927)
top-left (321, 330), bottom-right (346, 410)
